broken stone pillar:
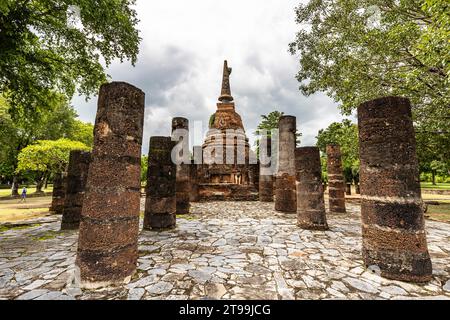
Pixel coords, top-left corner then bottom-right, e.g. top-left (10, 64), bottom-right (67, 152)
top-left (259, 136), bottom-right (273, 202)
top-left (50, 172), bottom-right (67, 215)
top-left (295, 147), bottom-right (328, 230)
top-left (61, 150), bottom-right (91, 230)
top-left (358, 96), bottom-right (432, 282)
top-left (172, 117), bottom-right (190, 214)
top-left (76, 82), bottom-right (145, 287)
top-left (143, 137), bottom-right (176, 230)
top-left (275, 116), bottom-right (297, 213)
top-left (326, 145), bottom-right (346, 213)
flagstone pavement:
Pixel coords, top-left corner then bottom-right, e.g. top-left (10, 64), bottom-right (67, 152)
top-left (0, 201), bottom-right (449, 300)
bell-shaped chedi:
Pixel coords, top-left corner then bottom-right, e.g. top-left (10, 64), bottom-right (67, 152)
top-left (207, 60), bottom-right (245, 132)
top-left (198, 61), bottom-right (258, 200)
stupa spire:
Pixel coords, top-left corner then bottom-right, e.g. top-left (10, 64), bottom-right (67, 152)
top-left (218, 60), bottom-right (234, 102)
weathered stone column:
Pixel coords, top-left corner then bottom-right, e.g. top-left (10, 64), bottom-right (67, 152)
top-left (326, 145), bottom-right (346, 213)
top-left (259, 136), bottom-right (273, 202)
top-left (358, 96), bottom-right (432, 282)
top-left (76, 82), bottom-right (145, 287)
top-left (275, 116), bottom-right (297, 213)
top-left (50, 172), bottom-right (66, 215)
top-left (61, 150), bottom-right (91, 230)
top-left (143, 137), bottom-right (176, 230)
top-left (189, 146), bottom-right (202, 202)
top-left (346, 183), bottom-right (352, 195)
top-left (172, 117), bottom-right (190, 214)
top-left (295, 147), bottom-right (328, 230)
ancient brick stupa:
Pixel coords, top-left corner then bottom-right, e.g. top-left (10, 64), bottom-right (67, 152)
top-left (196, 61), bottom-right (258, 200)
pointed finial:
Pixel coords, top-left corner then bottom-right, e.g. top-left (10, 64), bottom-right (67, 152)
top-left (219, 60), bottom-right (234, 102)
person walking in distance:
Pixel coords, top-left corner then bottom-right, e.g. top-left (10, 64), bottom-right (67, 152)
top-left (21, 186), bottom-right (27, 202)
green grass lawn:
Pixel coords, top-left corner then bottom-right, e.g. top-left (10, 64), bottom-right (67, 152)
top-left (0, 196), bottom-right (52, 223)
top-left (426, 204), bottom-right (450, 223)
top-left (0, 186), bottom-right (53, 197)
top-left (421, 182), bottom-right (450, 190)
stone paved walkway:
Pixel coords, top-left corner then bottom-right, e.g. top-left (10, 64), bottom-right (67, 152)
top-left (1, 201), bottom-right (449, 300)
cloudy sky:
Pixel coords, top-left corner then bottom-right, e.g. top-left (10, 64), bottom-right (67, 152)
top-left (73, 0), bottom-right (353, 154)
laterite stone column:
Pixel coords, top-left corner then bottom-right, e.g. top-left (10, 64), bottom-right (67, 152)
top-left (143, 137), bottom-right (176, 230)
top-left (172, 117), bottom-right (191, 214)
top-left (190, 145), bottom-right (202, 202)
top-left (275, 116), bottom-right (297, 213)
top-left (326, 145), bottom-right (346, 213)
top-left (259, 136), bottom-right (273, 202)
top-left (358, 96), bottom-right (432, 282)
top-left (50, 172), bottom-right (66, 215)
top-left (295, 147), bottom-right (328, 230)
top-left (346, 183), bottom-right (352, 195)
top-left (76, 82), bottom-right (145, 287)
top-left (61, 150), bottom-right (91, 230)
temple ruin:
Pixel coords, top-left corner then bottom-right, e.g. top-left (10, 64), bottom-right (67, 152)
top-left (196, 61), bottom-right (258, 201)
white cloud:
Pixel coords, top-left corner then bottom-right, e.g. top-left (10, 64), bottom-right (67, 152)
top-left (72, 0), bottom-right (349, 153)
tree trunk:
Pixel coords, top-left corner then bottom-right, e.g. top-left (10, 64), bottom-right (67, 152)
top-left (432, 170), bottom-right (436, 185)
top-left (44, 175), bottom-right (49, 189)
top-left (35, 178), bottom-right (45, 194)
top-left (11, 175), bottom-right (19, 196)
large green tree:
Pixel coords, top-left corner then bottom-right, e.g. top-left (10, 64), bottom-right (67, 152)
top-left (0, 94), bottom-right (93, 194)
top-left (68, 120), bottom-right (94, 147)
top-left (289, 0), bottom-right (448, 119)
top-left (316, 120), bottom-right (359, 184)
top-left (0, 0), bottom-right (141, 112)
top-left (16, 138), bottom-right (90, 193)
top-left (289, 0), bottom-right (449, 168)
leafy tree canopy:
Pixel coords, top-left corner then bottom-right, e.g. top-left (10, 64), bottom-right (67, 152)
top-left (141, 155), bottom-right (148, 183)
top-left (16, 138), bottom-right (90, 175)
top-left (68, 120), bottom-right (94, 147)
top-left (254, 111), bottom-right (302, 157)
top-left (255, 110), bottom-right (302, 142)
top-left (289, 0), bottom-right (449, 133)
top-left (0, 93), bottom-right (93, 180)
top-left (0, 0), bottom-right (141, 112)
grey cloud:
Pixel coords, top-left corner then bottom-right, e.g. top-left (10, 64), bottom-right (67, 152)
top-left (71, 0), bottom-right (348, 155)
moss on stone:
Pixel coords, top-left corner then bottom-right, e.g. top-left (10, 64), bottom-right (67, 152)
top-left (176, 214), bottom-right (197, 220)
top-left (209, 113), bottom-right (216, 128)
top-left (32, 230), bottom-right (61, 241)
top-left (0, 223), bottom-right (42, 233)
